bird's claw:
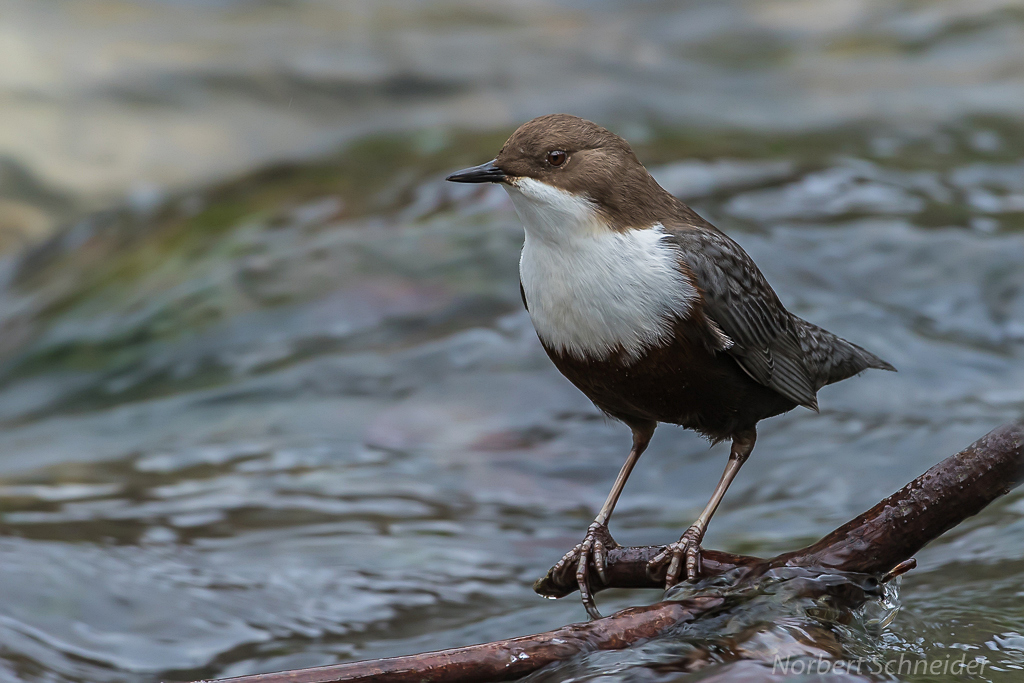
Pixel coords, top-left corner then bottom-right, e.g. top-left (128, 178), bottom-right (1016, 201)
top-left (549, 521), bottom-right (618, 619)
top-left (648, 525), bottom-right (704, 588)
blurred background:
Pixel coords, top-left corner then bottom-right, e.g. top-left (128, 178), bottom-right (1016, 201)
top-left (0, 0), bottom-right (1023, 681)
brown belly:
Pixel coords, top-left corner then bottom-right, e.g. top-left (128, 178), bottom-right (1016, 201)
top-left (544, 324), bottom-right (797, 442)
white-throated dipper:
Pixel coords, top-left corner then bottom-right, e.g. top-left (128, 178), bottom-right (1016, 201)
top-left (447, 114), bottom-right (894, 618)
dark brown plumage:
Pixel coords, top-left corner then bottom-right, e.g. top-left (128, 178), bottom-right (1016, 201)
top-left (448, 113), bottom-right (894, 618)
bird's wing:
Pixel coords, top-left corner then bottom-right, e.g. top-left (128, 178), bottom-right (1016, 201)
top-left (665, 226), bottom-right (819, 409)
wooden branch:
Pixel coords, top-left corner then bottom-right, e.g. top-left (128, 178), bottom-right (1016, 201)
top-left (206, 422), bottom-right (1024, 683)
top-left (533, 546), bottom-right (764, 599)
top-left (214, 596), bottom-right (726, 683)
top-left (537, 419), bottom-right (1024, 596)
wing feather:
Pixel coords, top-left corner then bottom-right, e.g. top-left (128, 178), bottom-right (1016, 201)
top-left (665, 226), bottom-right (819, 409)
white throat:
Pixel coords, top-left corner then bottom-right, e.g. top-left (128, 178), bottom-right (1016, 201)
top-left (504, 177), bottom-right (697, 362)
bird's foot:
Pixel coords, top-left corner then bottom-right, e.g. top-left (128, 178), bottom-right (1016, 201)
top-left (648, 524), bottom-right (705, 588)
top-left (549, 521), bottom-right (618, 619)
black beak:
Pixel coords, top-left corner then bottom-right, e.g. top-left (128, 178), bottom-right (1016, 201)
top-left (446, 160), bottom-right (507, 184)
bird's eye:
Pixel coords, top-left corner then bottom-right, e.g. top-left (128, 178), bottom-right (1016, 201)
top-left (546, 150), bottom-right (567, 167)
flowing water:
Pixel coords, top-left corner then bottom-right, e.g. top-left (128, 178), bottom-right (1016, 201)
top-left (1, 1), bottom-right (1024, 681)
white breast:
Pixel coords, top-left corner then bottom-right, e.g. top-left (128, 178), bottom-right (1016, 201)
top-left (504, 178), bottom-right (697, 363)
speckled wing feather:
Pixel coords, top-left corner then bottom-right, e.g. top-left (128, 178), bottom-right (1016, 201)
top-left (664, 225), bottom-right (892, 410)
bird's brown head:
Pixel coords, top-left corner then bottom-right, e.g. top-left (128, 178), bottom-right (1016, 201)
top-left (447, 114), bottom-right (677, 230)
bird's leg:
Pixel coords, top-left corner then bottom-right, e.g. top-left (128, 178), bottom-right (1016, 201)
top-left (548, 422), bottom-right (655, 619)
top-left (649, 428), bottom-right (756, 588)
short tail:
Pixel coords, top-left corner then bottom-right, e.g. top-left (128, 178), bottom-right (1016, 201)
top-left (834, 340), bottom-right (896, 379)
top-left (796, 320), bottom-right (895, 390)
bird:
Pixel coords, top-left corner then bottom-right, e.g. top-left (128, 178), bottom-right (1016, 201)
top-left (446, 114), bottom-right (894, 618)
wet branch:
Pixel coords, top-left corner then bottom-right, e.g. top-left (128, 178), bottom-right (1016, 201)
top-left (537, 419), bottom-right (1024, 596)
top-left (206, 422), bottom-right (1024, 683)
